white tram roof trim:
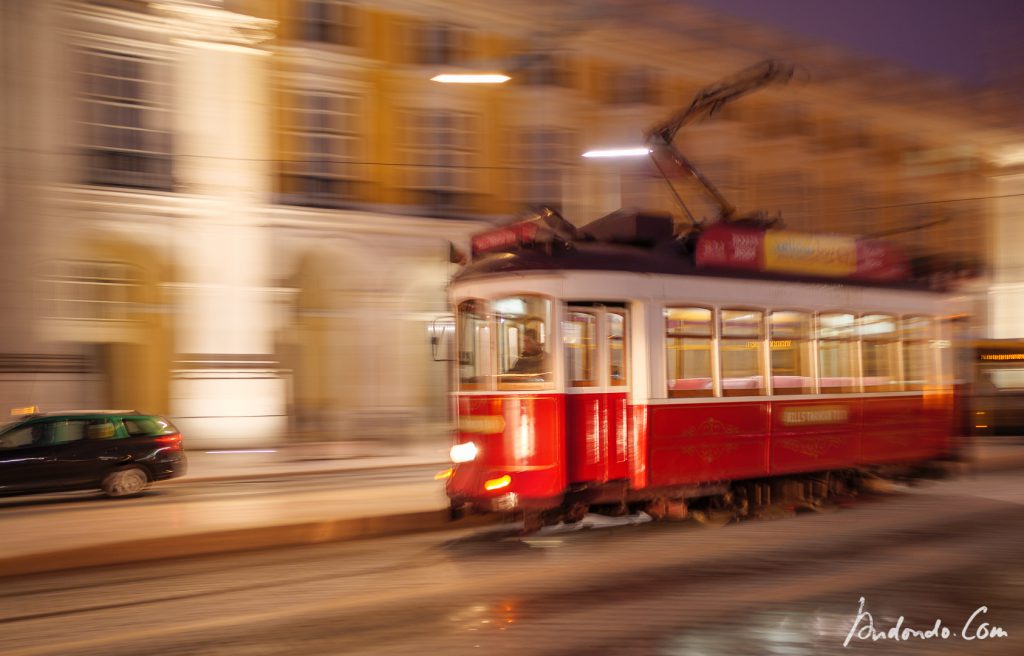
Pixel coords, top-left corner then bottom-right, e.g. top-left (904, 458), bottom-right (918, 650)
top-left (451, 270), bottom-right (958, 316)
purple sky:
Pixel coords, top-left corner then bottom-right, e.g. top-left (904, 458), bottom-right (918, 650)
top-left (689, 0), bottom-right (1024, 87)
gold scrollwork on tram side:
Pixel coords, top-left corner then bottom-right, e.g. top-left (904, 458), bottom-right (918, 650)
top-left (682, 417), bottom-right (741, 438)
top-left (679, 441), bottom-right (741, 464)
top-left (777, 435), bottom-right (845, 458)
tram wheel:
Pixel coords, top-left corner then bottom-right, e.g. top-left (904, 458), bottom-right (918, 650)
top-left (521, 511), bottom-right (544, 534)
top-left (564, 502), bottom-right (588, 524)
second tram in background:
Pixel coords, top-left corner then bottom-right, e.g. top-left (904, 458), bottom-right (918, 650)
top-left (964, 339), bottom-right (1024, 437)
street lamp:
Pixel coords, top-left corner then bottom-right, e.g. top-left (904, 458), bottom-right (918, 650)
top-left (582, 147), bottom-right (651, 158)
top-left (430, 73), bottom-right (511, 84)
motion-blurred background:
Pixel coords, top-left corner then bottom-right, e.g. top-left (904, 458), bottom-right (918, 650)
top-left (2, 0), bottom-right (1022, 451)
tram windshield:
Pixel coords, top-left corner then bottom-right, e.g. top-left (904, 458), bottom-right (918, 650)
top-left (496, 296), bottom-right (552, 388)
top-left (458, 300), bottom-right (492, 389)
top-left (456, 295), bottom-right (553, 390)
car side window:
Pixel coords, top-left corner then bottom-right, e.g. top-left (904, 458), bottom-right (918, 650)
top-left (46, 420), bottom-right (88, 445)
top-left (0, 425), bottom-right (38, 449)
top-left (123, 416), bottom-right (176, 437)
top-left (85, 420), bottom-right (116, 440)
top-left (123, 418), bottom-right (155, 436)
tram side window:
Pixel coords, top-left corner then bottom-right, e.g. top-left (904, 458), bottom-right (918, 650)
top-left (860, 314), bottom-right (901, 391)
top-left (457, 299), bottom-right (491, 390)
top-left (720, 309), bottom-right (765, 396)
top-left (608, 310), bottom-right (628, 386)
top-left (769, 311), bottom-right (813, 395)
top-left (496, 295), bottom-right (553, 389)
top-left (665, 307), bottom-right (713, 398)
top-left (817, 313), bottom-right (858, 393)
top-left (902, 315), bottom-right (934, 391)
top-left (564, 311), bottom-right (597, 387)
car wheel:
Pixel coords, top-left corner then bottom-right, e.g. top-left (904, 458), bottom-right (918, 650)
top-left (101, 466), bottom-right (150, 497)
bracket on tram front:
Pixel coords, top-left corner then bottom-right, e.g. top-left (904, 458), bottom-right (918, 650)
top-left (430, 314), bottom-right (456, 362)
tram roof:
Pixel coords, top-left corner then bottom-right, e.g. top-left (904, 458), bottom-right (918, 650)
top-left (455, 240), bottom-right (939, 292)
top-left (454, 209), bottom-right (971, 293)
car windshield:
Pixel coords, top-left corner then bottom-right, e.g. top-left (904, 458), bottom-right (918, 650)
top-left (0, 420), bottom-right (21, 434)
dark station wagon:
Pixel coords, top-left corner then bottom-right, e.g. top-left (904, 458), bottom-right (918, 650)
top-left (0, 409), bottom-right (187, 497)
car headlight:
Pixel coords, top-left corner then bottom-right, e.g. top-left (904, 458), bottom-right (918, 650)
top-left (450, 441), bottom-right (478, 463)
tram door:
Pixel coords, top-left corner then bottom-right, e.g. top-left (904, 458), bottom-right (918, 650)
top-left (563, 305), bottom-right (630, 484)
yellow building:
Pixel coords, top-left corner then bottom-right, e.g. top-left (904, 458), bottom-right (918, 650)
top-left (1, 0), bottom-right (1020, 448)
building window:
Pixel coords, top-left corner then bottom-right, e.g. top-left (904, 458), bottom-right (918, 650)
top-left (40, 260), bottom-right (142, 322)
top-left (295, 0), bottom-right (357, 46)
top-left (759, 104), bottom-right (812, 139)
top-left (510, 128), bottom-right (573, 211)
top-left (279, 91), bottom-right (363, 207)
top-left (79, 49), bottom-right (172, 190)
top-left (519, 53), bottom-right (572, 88)
top-left (410, 22), bottom-right (470, 66)
top-left (756, 171), bottom-right (816, 230)
top-left (816, 118), bottom-right (873, 152)
top-left (607, 67), bottom-right (658, 105)
top-left (400, 110), bottom-right (477, 210)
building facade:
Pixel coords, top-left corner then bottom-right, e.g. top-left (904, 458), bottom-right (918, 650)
top-left (1, 0), bottom-right (1020, 448)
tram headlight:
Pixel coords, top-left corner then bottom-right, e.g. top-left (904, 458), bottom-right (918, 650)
top-left (450, 441), bottom-right (478, 463)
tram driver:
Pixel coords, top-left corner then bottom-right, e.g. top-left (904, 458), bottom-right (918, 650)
top-left (508, 328), bottom-right (550, 378)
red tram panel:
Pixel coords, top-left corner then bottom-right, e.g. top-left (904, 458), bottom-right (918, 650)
top-left (448, 394), bottom-right (566, 510)
top-left (565, 392), bottom-right (630, 484)
top-left (769, 399), bottom-right (862, 474)
top-left (647, 402), bottom-right (770, 486)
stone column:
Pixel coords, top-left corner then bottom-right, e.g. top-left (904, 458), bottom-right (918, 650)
top-left (157, 2), bottom-right (283, 447)
top-left (0, 0), bottom-right (104, 411)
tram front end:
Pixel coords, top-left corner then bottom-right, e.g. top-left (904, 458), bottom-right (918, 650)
top-left (446, 294), bottom-right (567, 520)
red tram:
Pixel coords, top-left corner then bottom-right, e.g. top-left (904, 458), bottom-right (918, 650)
top-left (443, 61), bottom-right (967, 527)
top-left (444, 212), bottom-right (964, 526)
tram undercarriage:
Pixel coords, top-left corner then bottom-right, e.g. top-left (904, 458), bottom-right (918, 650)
top-left (461, 461), bottom-right (960, 534)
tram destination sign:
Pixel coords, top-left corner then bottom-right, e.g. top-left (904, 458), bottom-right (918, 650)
top-left (471, 221), bottom-right (541, 256)
top-left (781, 405), bottom-right (851, 426)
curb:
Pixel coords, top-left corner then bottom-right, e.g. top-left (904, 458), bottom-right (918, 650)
top-left (0, 510), bottom-right (498, 579)
top-left (166, 460), bottom-right (449, 486)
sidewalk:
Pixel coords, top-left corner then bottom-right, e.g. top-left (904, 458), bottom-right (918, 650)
top-left (963, 438), bottom-right (1024, 473)
top-left (178, 441), bottom-right (450, 483)
top-left (1, 440), bottom-right (1021, 578)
